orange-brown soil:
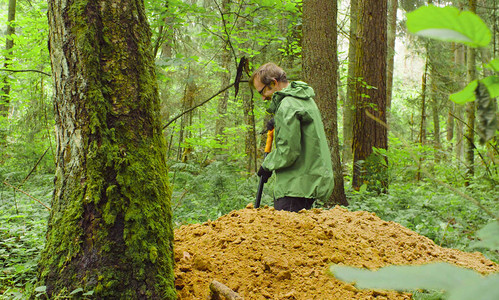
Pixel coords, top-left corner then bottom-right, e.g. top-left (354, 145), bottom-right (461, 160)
top-left (174, 205), bottom-right (498, 299)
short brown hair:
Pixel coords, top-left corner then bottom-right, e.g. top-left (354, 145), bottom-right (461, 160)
top-left (250, 63), bottom-right (288, 89)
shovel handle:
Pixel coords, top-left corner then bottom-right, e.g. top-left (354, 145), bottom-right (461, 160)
top-left (255, 129), bottom-right (274, 208)
top-left (265, 129), bottom-right (274, 153)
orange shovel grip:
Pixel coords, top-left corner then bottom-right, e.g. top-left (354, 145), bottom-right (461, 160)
top-left (264, 129), bottom-right (274, 153)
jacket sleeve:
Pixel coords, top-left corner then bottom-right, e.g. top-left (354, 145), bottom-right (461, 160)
top-left (262, 101), bottom-right (308, 171)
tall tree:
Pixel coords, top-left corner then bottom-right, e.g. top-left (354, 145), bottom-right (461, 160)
top-left (386, 0), bottom-right (398, 112)
top-left (454, 44), bottom-right (466, 161)
top-left (243, 91), bottom-right (257, 173)
top-left (38, 0), bottom-right (175, 298)
top-left (302, 0), bottom-right (348, 206)
top-left (464, 0), bottom-right (477, 184)
top-left (215, 0), bottom-right (232, 143)
top-left (351, 0), bottom-right (388, 192)
top-left (343, 0), bottom-right (358, 165)
top-left (1, 0), bottom-right (17, 142)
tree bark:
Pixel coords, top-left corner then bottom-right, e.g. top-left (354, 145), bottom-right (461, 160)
top-left (464, 0), bottom-right (477, 185)
top-left (416, 57), bottom-right (428, 181)
top-left (38, 0), bottom-right (175, 298)
top-left (243, 92), bottom-right (257, 173)
top-left (386, 0), bottom-right (398, 112)
top-left (0, 0), bottom-right (16, 142)
top-left (302, 0), bottom-right (348, 207)
top-left (351, 0), bottom-right (388, 193)
top-left (215, 0), bottom-right (232, 143)
top-left (454, 44), bottom-right (466, 161)
top-left (342, 0), bottom-right (358, 166)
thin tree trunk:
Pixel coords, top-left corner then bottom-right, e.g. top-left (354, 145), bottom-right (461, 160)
top-left (39, 0), bottom-right (175, 297)
top-left (215, 0), bottom-right (231, 148)
top-left (464, 0), bottom-right (477, 185)
top-left (302, 0), bottom-right (348, 206)
top-left (343, 0), bottom-right (358, 166)
top-left (416, 57), bottom-right (428, 181)
top-left (431, 80), bottom-right (441, 161)
top-left (454, 44), bottom-right (466, 161)
top-left (0, 0), bottom-right (16, 142)
top-left (243, 92), bottom-right (257, 173)
top-left (386, 0), bottom-right (398, 112)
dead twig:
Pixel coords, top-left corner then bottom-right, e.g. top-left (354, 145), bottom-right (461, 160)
top-left (2, 181), bottom-right (51, 211)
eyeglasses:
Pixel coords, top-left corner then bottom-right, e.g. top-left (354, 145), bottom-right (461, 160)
top-left (258, 83), bottom-right (269, 96)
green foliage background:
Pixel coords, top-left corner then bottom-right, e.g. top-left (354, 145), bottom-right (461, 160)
top-left (0, 0), bottom-right (498, 299)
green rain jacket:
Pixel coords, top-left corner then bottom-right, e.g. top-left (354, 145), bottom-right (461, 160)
top-left (262, 81), bottom-right (334, 201)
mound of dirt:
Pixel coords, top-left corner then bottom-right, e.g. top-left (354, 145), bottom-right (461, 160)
top-left (174, 205), bottom-right (498, 299)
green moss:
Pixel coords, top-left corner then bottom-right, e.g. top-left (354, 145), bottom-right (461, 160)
top-left (39, 0), bottom-right (176, 297)
top-left (149, 246), bottom-right (158, 264)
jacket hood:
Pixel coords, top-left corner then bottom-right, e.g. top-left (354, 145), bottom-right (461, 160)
top-left (267, 81), bottom-right (315, 114)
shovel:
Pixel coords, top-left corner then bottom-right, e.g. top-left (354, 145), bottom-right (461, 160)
top-left (255, 127), bottom-right (274, 208)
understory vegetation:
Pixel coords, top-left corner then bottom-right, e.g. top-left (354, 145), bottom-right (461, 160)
top-left (1, 136), bottom-right (498, 297)
top-left (1, 0), bottom-right (498, 298)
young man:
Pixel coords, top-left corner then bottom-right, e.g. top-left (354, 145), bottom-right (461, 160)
top-left (251, 63), bottom-right (334, 212)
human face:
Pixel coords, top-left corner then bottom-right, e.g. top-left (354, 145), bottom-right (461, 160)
top-left (254, 78), bottom-right (276, 100)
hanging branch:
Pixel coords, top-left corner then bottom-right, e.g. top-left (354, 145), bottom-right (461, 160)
top-left (0, 68), bottom-right (51, 76)
top-left (163, 82), bottom-right (235, 129)
top-left (3, 181), bottom-right (51, 210)
top-left (163, 57), bottom-right (249, 129)
top-left (18, 147), bottom-right (50, 188)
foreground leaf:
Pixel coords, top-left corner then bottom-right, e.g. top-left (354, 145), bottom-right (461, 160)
top-left (485, 58), bottom-right (499, 72)
top-left (330, 262), bottom-right (482, 291)
top-left (472, 221), bottom-right (499, 250)
top-left (406, 5), bottom-right (491, 47)
top-left (448, 274), bottom-right (499, 300)
top-left (450, 80), bottom-right (478, 104)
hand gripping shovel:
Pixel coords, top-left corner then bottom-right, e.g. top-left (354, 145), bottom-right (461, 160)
top-left (255, 127), bottom-right (274, 208)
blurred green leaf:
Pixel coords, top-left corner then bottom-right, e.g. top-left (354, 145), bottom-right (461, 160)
top-left (330, 262), bottom-right (482, 291)
top-left (471, 221), bottom-right (499, 250)
top-left (407, 5), bottom-right (491, 47)
top-left (485, 58), bottom-right (499, 72)
top-left (448, 273), bottom-right (499, 300)
top-left (450, 80), bottom-right (477, 104)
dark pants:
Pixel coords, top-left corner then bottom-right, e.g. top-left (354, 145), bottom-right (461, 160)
top-left (274, 196), bottom-right (315, 212)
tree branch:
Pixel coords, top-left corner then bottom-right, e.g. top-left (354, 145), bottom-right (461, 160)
top-left (3, 181), bottom-right (51, 210)
top-left (163, 82), bottom-right (236, 129)
top-left (0, 68), bottom-right (51, 76)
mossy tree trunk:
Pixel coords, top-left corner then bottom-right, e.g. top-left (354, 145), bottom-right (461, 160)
top-left (302, 0), bottom-right (348, 207)
top-left (38, 0), bottom-right (175, 298)
top-left (351, 0), bottom-right (388, 193)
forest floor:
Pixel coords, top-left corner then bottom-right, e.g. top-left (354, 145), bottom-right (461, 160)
top-left (173, 205), bottom-right (498, 300)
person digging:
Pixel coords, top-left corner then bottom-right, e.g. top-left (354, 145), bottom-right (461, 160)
top-left (250, 62), bottom-right (334, 212)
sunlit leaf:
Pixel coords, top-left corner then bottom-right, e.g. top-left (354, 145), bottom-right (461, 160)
top-left (407, 5), bottom-right (491, 47)
top-left (70, 288), bottom-right (84, 295)
top-left (484, 58), bottom-right (499, 72)
top-left (480, 75), bottom-right (499, 98)
top-left (449, 80), bottom-right (477, 104)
